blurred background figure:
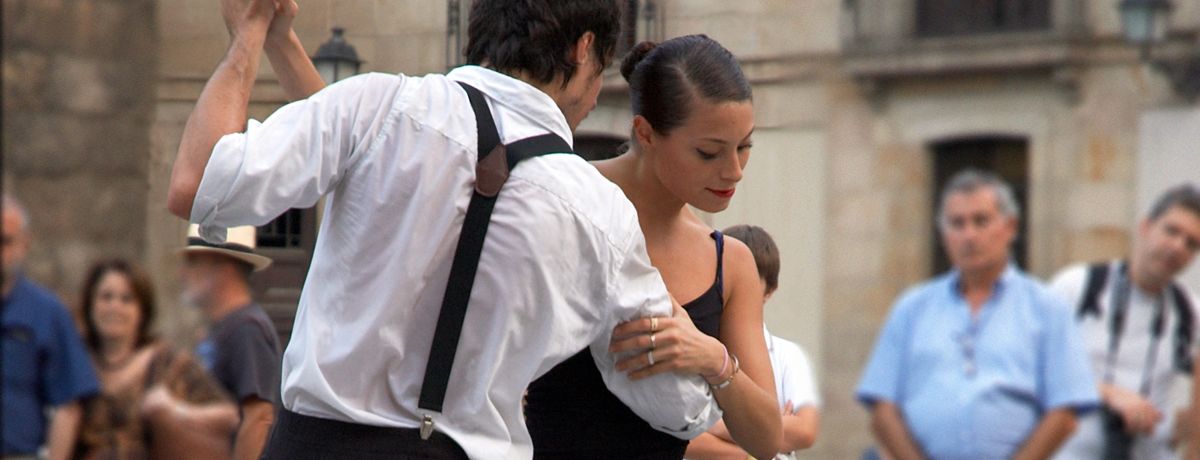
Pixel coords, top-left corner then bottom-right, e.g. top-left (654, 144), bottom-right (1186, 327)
top-left (856, 170), bottom-right (1099, 460)
top-left (686, 224), bottom-right (821, 460)
top-left (180, 226), bottom-right (280, 460)
top-left (75, 258), bottom-right (238, 459)
top-left (5, 0), bottom-right (1199, 457)
top-left (2, 194), bottom-right (99, 460)
top-left (1050, 183), bottom-right (1200, 460)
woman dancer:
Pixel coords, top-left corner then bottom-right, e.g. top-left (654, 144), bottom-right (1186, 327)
top-left (524, 35), bottom-right (781, 459)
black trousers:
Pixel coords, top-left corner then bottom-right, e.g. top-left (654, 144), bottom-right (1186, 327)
top-left (262, 409), bottom-right (469, 460)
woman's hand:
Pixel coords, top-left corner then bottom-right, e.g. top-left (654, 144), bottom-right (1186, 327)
top-left (219, 0), bottom-right (277, 41)
top-left (266, 0), bottom-right (299, 45)
top-left (141, 384), bottom-right (179, 423)
top-left (610, 301), bottom-right (726, 380)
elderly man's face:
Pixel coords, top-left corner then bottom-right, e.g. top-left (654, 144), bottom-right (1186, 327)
top-left (1136, 205), bottom-right (1200, 288)
top-left (2, 207), bottom-right (30, 288)
top-left (940, 188), bottom-right (1017, 276)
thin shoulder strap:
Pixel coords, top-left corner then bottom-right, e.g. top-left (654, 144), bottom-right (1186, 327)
top-left (712, 230), bottom-right (725, 298)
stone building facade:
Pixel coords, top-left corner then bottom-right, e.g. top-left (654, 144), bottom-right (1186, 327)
top-left (5, 0), bottom-right (1198, 456)
top-left (4, 0), bottom-right (157, 306)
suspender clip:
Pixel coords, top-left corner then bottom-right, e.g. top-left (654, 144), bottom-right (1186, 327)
top-left (420, 414), bottom-right (435, 440)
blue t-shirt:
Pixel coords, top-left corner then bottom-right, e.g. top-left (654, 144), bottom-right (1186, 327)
top-left (2, 277), bottom-right (100, 455)
top-left (856, 264), bottom-right (1099, 460)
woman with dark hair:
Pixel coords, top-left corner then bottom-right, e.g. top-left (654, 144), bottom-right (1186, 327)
top-left (523, 35), bottom-right (782, 459)
top-left (75, 259), bottom-right (237, 459)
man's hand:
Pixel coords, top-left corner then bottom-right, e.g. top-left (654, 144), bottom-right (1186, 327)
top-left (220, 0), bottom-right (276, 40)
top-left (1103, 384), bottom-right (1162, 435)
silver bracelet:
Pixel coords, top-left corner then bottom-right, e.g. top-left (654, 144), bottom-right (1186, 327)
top-left (709, 353), bottom-right (740, 390)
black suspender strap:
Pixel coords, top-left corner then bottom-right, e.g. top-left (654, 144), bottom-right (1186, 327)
top-left (416, 82), bottom-right (572, 440)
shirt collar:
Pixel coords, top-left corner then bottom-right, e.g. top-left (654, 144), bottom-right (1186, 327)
top-left (446, 66), bottom-right (574, 147)
top-left (946, 261), bottom-right (1018, 298)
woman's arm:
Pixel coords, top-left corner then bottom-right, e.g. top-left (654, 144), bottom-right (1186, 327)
top-left (685, 429), bottom-right (749, 460)
top-left (263, 0), bottom-right (326, 100)
top-left (611, 239), bottom-right (781, 458)
top-left (709, 238), bottom-right (783, 459)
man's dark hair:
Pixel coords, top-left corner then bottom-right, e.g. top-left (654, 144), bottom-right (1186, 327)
top-left (1147, 183), bottom-right (1200, 222)
top-left (621, 34), bottom-right (751, 135)
top-left (465, 0), bottom-right (621, 85)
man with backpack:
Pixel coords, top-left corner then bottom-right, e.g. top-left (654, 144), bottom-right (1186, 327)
top-left (1050, 183), bottom-right (1200, 460)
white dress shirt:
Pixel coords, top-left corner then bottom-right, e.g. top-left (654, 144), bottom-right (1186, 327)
top-left (190, 66), bottom-right (721, 459)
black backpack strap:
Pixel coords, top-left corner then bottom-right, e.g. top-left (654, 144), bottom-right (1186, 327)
top-left (1171, 284), bottom-right (1195, 374)
top-left (1078, 262), bottom-right (1111, 320)
top-left (416, 82), bottom-right (571, 438)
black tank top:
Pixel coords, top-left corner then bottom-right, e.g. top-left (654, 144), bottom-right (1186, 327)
top-left (525, 231), bottom-right (726, 459)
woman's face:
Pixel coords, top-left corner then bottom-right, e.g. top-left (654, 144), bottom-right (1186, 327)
top-left (643, 98), bottom-right (755, 213)
top-left (92, 271), bottom-right (142, 343)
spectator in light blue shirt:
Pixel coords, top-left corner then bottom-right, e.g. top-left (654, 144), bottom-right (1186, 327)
top-left (856, 170), bottom-right (1099, 460)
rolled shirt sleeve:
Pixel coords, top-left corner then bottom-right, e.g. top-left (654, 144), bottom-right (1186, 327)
top-left (190, 73), bottom-right (405, 241)
top-left (856, 294), bottom-right (913, 407)
top-left (589, 226), bottom-right (722, 440)
top-left (1038, 293), bottom-right (1100, 413)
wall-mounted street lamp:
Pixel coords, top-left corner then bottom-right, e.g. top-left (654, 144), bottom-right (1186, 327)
top-left (1118, 0), bottom-right (1200, 102)
top-left (312, 27), bottom-right (363, 84)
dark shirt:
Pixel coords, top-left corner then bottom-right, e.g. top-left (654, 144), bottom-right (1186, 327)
top-left (197, 303), bottom-right (282, 406)
top-left (2, 277), bottom-right (100, 455)
top-left (525, 232), bottom-right (725, 459)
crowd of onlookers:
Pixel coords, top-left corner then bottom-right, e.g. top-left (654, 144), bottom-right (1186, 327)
top-left (6, 177), bottom-right (1198, 460)
top-left (3, 194), bottom-right (282, 460)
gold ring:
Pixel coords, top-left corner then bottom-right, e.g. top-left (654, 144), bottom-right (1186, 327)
top-left (649, 333), bottom-right (656, 350)
top-left (650, 317), bottom-right (659, 333)
top-left (647, 350), bottom-right (655, 366)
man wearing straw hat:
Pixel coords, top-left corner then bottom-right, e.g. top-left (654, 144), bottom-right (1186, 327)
top-left (181, 224), bottom-right (281, 460)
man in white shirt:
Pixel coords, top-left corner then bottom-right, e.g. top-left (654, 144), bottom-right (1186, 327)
top-left (166, 0), bottom-right (721, 458)
top-left (1050, 183), bottom-right (1200, 460)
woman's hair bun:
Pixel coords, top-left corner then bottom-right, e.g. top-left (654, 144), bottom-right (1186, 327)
top-left (620, 41), bottom-right (658, 82)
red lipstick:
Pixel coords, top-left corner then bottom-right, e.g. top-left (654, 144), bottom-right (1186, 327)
top-left (707, 188), bottom-right (735, 199)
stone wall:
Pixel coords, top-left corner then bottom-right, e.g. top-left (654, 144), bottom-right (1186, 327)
top-left (3, 0), bottom-right (157, 309)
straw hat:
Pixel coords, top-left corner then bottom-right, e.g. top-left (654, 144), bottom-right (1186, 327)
top-left (181, 224), bottom-right (273, 272)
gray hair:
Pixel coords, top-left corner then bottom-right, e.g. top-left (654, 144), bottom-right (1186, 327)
top-left (2, 193), bottom-right (30, 232)
top-left (1146, 182), bottom-right (1200, 222)
top-left (937, 169), bottom-right (1020, 229)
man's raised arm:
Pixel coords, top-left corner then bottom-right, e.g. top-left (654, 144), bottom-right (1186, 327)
top-left (167, 0), bottom-right (275, 218)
